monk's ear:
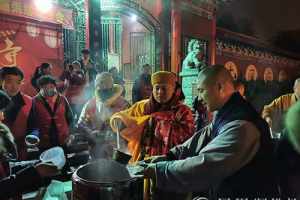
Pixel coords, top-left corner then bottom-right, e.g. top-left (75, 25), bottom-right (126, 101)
top-left (217, 81), bottom-right (229, 96)
top-left (216, 81), bottom-right (223, 92)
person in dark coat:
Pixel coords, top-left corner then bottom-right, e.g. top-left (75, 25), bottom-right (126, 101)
top-left (132, 64), bottom-right (152, 103)
top-left (79, 49), bottom-right (98, 101)
top-left (1, 67), bottom-right (32, 159)
top-left (109, 67), bottom-right (126, 97)
top-left (277, 70), bottom-right (293, 96)
top-left (0, 90), bottom-right (60, 200)
top-left (79, 49), bottom-right (97, 86)
top-left (31, 63), bottom-right (53, 91)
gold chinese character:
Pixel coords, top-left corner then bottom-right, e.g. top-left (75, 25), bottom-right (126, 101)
top-left (55, 11), bottom-right (65, 24)
top-left (11, 1), bottom-right (22, 14)
top-left (0, 37), bottom-right (22, 66)
top-left (24, 5), bottom-right (33, 16)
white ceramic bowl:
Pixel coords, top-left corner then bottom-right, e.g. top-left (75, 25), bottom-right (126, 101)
top-left (25, 135), bottom-right (40, 147)
top-left (40, 146), bottom-right (66, 170)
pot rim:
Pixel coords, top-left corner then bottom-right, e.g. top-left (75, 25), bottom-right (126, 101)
top-left (72, 161), bottom-right (139, 185)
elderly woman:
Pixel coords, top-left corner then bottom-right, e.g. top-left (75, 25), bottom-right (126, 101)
top-left (78, 72), bottom-right (130, 158)
top-left (110, 71), bottom-right (194, 162)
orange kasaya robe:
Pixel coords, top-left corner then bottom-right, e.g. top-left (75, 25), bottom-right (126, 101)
top-left (110, 99), bottom-right (151, 163)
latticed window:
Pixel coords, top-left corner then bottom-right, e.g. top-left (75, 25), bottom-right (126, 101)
top-left (63, 9), bottom-right (86, 62)
top-left (101, 17), bottom-right (122, 70)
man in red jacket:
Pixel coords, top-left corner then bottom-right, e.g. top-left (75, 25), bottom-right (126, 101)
top-left (1, 66), bottom-right (32, 160)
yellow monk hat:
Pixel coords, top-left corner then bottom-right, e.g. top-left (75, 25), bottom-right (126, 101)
top-left (151, 71), bottom-right (176, 86)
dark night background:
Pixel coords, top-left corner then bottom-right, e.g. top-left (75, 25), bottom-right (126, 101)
top-left (216, 0), bottom-right (300, 54)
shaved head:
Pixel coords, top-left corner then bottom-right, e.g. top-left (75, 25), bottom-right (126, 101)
top-left (294, 78), bottom-right (300, 87)
top-left (198, 65), bottom-right (234, 86)
top-left (197, 65), bottom-right (235, 112)
top-left (294, 78), bottom-right (300, 98)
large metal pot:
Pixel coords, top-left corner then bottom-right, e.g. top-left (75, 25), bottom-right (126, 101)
top-left (72, 159), bottom-right (143, 200)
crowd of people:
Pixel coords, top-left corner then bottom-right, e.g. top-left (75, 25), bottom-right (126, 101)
top-left (0, 51), bottom-right (300, 199)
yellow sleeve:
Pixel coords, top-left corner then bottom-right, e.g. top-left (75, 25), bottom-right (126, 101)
top-left (110, 100), bottom-right (149, 131)
top-left (122, 100), bottom-right (148, 117)
top-left (262, 95), bottom-right (287, 119)
top-left (109, 100), bottom-right (151, 163)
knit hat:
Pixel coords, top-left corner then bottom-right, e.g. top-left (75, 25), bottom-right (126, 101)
top-left (95, 72), bottom-right (123, 102)
top-left (151, 71), bottom-right (176, 86)
top-left (95, 72), bottom-right (113, 87)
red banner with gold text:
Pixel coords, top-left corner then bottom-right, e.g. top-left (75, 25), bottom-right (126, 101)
top-left (0, 14), bottom-right (63, 96)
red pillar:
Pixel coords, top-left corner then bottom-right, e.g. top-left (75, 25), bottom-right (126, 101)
top-left (210, 10), bottom-right (217, 65)
top-left (171, 0), bottom-right (182, 74)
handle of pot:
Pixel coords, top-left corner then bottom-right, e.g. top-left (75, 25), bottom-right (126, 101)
top-left (115, 120), bottom-right (121, 149)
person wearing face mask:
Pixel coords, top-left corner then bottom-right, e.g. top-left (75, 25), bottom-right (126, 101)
top-left (27, 75), bottom-right (74, 151)
top-left (0, 67), bottom-right (32, 160)
top-left (77, 72), bottom-right (130, 159)
top-left (0, 90), bottom-right (61, 200)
